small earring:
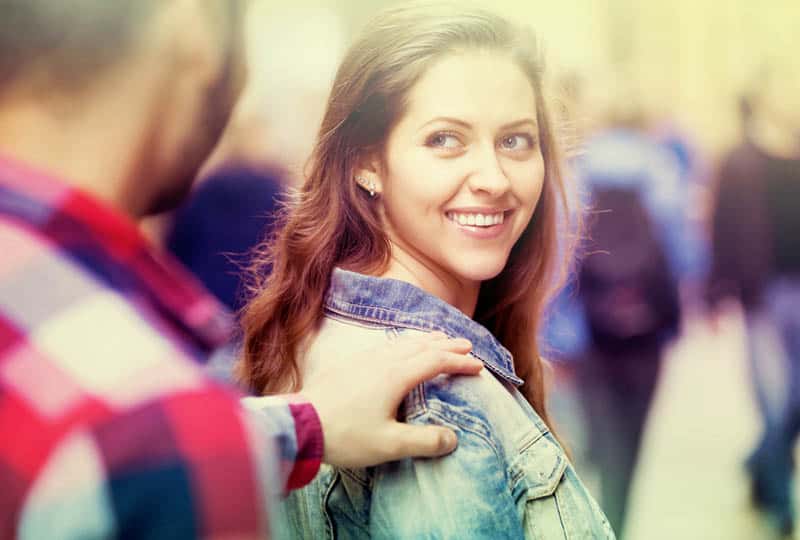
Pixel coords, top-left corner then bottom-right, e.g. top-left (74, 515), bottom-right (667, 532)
top-left (356, 176), bottom-right (377, 197)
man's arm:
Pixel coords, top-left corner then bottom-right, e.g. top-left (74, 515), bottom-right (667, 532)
top-left (241, 394), bottom-right (324, 491)
top-left (17, 386), bottom-right (281, 539)
top-left (245, 332), bottom-right (481, 476)
top-left (15, 334), bottom-right (479, 539)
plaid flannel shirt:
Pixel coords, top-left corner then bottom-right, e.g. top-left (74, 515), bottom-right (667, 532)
top-left (0, 156), bottom-right (322, 539)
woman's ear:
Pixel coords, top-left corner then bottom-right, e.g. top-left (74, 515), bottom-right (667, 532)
top-left (353, 153), bottom-right (384, 197)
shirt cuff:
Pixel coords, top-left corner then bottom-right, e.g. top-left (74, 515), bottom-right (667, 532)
top-left (285, 395), bottom-right (324, 490)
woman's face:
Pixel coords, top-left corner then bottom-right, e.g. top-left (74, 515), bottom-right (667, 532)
top-left (375, 50), bottom-right (545, 295)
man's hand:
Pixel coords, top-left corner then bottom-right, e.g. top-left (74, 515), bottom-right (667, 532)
top-left (301, 332), bottom-right (481, 469)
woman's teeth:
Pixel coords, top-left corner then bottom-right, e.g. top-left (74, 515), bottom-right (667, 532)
top-left (445, 211), bottom-right (504, 227)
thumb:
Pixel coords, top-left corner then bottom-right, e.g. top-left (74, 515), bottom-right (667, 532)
top-left (383, 423), bottom-right (460, 461)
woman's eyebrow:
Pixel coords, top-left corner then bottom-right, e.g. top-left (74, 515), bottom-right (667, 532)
top-left (499, 118), bottom-right (537, 130)
top-left (418, 116), bottom-right (473, 131)
top-left (417, 117), bottom-right (537, 132)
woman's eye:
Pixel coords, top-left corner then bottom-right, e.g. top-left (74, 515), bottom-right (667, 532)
top-left (499, 134), bottom-right (535, 151)
top-left (427, 132), bottom-right (462, 149)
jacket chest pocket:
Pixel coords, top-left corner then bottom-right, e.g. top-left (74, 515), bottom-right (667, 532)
top-left (509, 432), bottom-right (616, 540)
top-left (282, 466), bottom-right (373, 540)
top-left (509, 431), bottom-right (571, 540)
top-left (326, 467), bottom-right (373, 539)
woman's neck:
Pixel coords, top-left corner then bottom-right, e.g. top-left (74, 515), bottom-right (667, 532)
top-left (379, 242), bottom-right (480, 318)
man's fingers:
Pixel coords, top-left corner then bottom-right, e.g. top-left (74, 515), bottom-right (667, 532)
top-left (416, 351), bottom-right (483, 376)
top-left (385, 335), bottom-right (432, 358)
top-left (408, 332), bottom-right (472, 353)
top-left (384, 424), bottom-right (459, 461)
top-left (421, 333), bottom-right (472, 354)
top-left (397, 331), bottom-right (468, 347)
top-left (409, 351), bottom-right (483, 376)
top-left (392, 332), bottom-right (455, 351)
top-left (390, 333), bottom-right (472, 357)
top-left (432, 337), bottom-right (472, 353)
top-left (394, 350), bottom-right (482, 396)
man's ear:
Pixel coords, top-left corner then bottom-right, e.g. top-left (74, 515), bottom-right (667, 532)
top-left (163, 0), bottom-right (226, 83)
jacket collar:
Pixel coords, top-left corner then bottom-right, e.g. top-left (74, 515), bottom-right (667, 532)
top-left (325, 268), bottom-right (523, 386)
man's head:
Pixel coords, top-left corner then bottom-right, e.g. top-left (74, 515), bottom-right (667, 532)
top-left (0, 2), bottom-right (154, 95)
top-left (0, 0), bottom-right (247, 216)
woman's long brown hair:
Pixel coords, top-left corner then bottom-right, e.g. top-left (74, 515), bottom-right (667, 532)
top-left (238, 3), bottom-right (579, 432)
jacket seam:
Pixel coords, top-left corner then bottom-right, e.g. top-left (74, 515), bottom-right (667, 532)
top-left (325, 303), bottom-right (444, 333)
top-left (407, 392), bottom-right (504, 464)
top-left (324, 310), bottom-right (394, 329)
top-left (324, 307), bottom-right (522, 386)
top-left (322, 468), bottom-right (339, 539)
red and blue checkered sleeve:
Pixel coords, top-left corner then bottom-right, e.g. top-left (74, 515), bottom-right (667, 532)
top-left (241, 394), bottom-right (324, 492)
top-left (15, 387), bottom-right (305, 539)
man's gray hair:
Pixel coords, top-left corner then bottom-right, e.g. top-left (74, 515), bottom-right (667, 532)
top-left (0, 0), bottom-right (157, 94)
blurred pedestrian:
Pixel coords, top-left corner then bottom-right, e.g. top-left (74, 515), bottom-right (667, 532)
top-left (166, 164), bottom-right (285, 312)
top-left (558, 105), bottom-right (683, 534)
top-left (576, 186), bottom-right (681, 535)
top-left (707, 67), bottom-right (800, 536)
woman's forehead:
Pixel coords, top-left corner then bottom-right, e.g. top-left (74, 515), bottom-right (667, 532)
top-left (398, 51), bottom-right (538, 131)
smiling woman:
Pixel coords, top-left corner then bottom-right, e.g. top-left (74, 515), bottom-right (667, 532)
top-left (239, 2), bottom-right (614, 538)
top-left (374, 49), bottom-right (545, 314)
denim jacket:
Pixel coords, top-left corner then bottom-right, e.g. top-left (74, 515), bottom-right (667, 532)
top-left (281, 268), bottom-right (616, 539)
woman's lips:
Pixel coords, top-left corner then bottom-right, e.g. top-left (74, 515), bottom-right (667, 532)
top-left (445, 209), bottom-right (513, 239)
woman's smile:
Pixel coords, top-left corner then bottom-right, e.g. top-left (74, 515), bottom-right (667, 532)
top-left (444, 208), bottom-right (514, 239)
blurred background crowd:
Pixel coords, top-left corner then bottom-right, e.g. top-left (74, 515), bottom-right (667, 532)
top-left (147, 0), bottom-right (798, 538)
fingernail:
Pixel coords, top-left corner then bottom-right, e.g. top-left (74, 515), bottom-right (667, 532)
top-left (442, 430), bottom-right (458, 450)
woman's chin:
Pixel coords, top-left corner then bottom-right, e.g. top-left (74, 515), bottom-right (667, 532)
top-left (451, 259), bottom-right (508, 285)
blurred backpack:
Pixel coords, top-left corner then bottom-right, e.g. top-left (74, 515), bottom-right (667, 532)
top-left (578, 187), bottom-right (681, 352)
